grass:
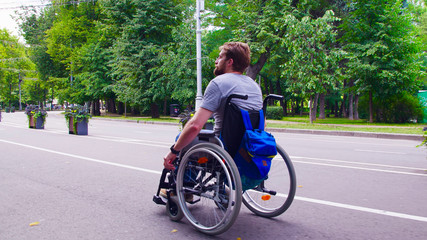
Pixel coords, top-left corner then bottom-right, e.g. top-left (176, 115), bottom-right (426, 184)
top-left (270, 116), bottom-right (426, 135)
top-left (94, 115), bottom-right (179, 123)
top-left (267, 122), bottom-right (424, 135)
top-left (94, 114), bottom-right (427, 136)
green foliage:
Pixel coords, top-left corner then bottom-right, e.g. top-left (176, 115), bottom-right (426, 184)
top-left (25, 105), bottom-right (48, 127)
top-left (108, 0), bottom-right (187, 115)
top-left (65, 105), bottom-right (92, 122)
top-left (10, 0), bottom-right (427, 124)
top-left (340, 0), bottom-right (423, 121)
top-left (266, 106), bottom-right (284, 120)
top-left (282, 10), bottom-right (343, 97)
top-left (64, 105), bottom-right (92, 132)
top-left (0, 29), bottom-right (36, 108)
top-left (358, 91), bottom-right (424, 123)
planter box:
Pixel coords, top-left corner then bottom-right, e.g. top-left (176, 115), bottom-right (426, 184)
top-left (35, 117), bottom-right (44, 129)
top-left (29, 115), bottom-right (35, 128)
top-left (75, 120), bottom-right (88, 135)
top-left (69, 117), bottom-right (88, 135)
top-left (68, 117), bottom-right (74, 134)
top-left (29, 116), bottom-right (44, 129)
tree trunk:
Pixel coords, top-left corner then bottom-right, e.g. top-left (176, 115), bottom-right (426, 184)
top-left (334, 100), bottom-right (339, 117)
top-left (342, 94), bottom-right (348, 118)
top-left (117, 102), bottom-right (124, 115)
top-left (348, 94), bottom-right (354, 120)
top-left (107, 98), bottom-right (116, 113)
top-left (309, 94), bottom-right (319, 123)
top-left (369, 91), bottom-right (373, 123)
top-left (246, 50), bottom-right (270, 80)
top-left (91, 100), bottom-right (101, 116)
top-left (309, 96), bottom-right (314, 124)
top-left (263, 77), bottom-right (269, 95)
top-left (291, 100), bottom-right (295, 117)
top-left (313, 93), bottom-right (319, 122)
top-left (354, 95), bottom-right (359, 120)
top-left (300, 100), bottom-right (304, 116)
top-left (151, 103), bottom-right (160, 118)
top-left (318, 93), bottom-right (325, 119)
top-left (163, 97), bottom-right (167, 116)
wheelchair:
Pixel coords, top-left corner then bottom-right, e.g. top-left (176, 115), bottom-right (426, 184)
top-left (153, 94), bottom-right (297, 235)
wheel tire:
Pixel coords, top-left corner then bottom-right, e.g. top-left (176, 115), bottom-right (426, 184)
top-left (166, 196), bottom-right (184, 222)
top-left (176, 143), bottom-right (242, 235)
top-left (242, 144), bottom-right (297, 217)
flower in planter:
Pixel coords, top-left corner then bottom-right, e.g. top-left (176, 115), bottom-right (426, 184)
top-left (178, 109), bottom-right (214, 130)
top-left (65, 105), bottom-right (92, 134)
top-left (25, 105), bottom-right (47, 128)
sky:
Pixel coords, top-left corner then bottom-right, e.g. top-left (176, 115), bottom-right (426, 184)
top-left (0, 0), bottom-right (46, 41)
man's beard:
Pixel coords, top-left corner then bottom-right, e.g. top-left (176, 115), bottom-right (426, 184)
top-left (214, 62), bottom-right (226, 76)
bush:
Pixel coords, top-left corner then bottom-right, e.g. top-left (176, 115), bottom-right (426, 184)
top-left (266, 106), bottom-right (284, 120)
top-left (359, 92), bottom-right (424, 123)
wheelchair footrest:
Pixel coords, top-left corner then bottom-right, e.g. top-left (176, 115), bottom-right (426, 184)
top-left (153, 195), bottom-right (166, 205)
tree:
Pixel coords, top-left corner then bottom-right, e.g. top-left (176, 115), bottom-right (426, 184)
top-left (0, 29), bottom-right (36, 109)
top-left (281, 10), bottom-right (344, 123)
top-left (340, 0), bottom-right (423, 122)
top-left (109, 0), bottom-right (185, 117)
top-left (19, 5), bottom-right (64, 108)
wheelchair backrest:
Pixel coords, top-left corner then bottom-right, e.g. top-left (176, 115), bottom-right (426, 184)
top-left (220, 101), bottom-right (261, 158)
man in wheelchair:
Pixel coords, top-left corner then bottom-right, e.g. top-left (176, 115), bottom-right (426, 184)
top-left (163, 42), bottom-right (262, 170)
top-left (154, 42), bottom-right (296, 235)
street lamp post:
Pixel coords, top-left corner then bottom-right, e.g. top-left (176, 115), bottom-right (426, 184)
top-left (195, 0), bottom-right (204, 110)
top-left (19, 73), bottom-right (22, 111)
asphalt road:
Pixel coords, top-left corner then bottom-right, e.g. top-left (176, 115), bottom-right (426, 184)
top-left (1, 111), bottom-right (426, 240)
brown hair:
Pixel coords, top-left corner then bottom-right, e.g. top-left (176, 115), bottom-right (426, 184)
top-left (219, 42), bottom-right (251, 73)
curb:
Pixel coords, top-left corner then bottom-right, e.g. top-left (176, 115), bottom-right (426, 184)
top-left (93, 117), bottom-right (424, 142)
top-left (266, 127), bottom-right (424, 141)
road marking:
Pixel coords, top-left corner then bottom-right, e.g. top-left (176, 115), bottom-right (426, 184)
top-left (292, 160), bottom-right (427, 177)
top-left (293, 195), bottom-right (427, 223)
top-left (275, 134), bottom-right (421, 148)
top-left (354, 149), bottom-right (406, 155)
top-left (1, 138), bottom-right (426, 223)
top-left (0, 138), bottom-right (162, 175)
top-left (288, 156), bottom-right (426, 171)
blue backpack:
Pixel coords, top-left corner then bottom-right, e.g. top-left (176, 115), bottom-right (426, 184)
top-left (233, 109), bottom-right (277, 189)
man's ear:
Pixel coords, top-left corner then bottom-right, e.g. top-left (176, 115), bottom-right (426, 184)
top-left (226, 58), bottom-right (234, 68)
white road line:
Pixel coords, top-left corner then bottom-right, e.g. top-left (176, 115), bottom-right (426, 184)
top-left (354, 149), bottom-right (406, 155)
top-left (0, 138), bottom-right (162, 175)
top-left (293, 160), bottom-right (427, 177)
top-left (293, 195), bottom-right (427, 223)
top-left (1, 138), bottom-right (426, 223)
top-left (288, 156), bottom-right (426, 171)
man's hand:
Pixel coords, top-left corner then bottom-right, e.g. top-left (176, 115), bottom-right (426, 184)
top-left (162, 107), bottom-right (213, 171)
top-left (163, 152), bottom-right (176, 170)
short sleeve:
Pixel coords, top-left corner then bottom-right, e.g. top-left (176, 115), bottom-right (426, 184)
top-left (200, 81), bottom-right (222, 112)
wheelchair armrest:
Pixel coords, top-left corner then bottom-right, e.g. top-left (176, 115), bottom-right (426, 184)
top-left (198, 129), bottom-right (215, 138)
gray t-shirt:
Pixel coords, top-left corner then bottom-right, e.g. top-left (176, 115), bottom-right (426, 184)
top-left (200, 73), bottom-right (263, 134)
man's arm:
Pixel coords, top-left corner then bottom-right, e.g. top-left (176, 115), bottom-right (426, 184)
top-left (163, 107), bottom-right (213, 170)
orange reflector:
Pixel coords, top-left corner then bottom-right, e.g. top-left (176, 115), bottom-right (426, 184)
top-left (198, 157), bottom-right (208, 164)
top-left (261, 195), bottom-right (271, 201)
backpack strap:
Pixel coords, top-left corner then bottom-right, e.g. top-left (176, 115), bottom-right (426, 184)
top-left (258, 110), bottom-right (265, 131)
top-left (241, 109), bottom-right (265, 131)
top-left (240, 109), bottom-right (253, 131)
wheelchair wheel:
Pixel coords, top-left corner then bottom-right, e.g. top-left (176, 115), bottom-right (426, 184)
top-left (176, 143), bottom-right (242, 235)
top-left (242, 144), bottom-right (296, 217)
top-left (166, 196), bottom-right (184, 222)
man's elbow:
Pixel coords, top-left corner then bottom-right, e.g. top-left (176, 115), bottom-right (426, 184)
top-left (187, 120), bottom-right (204, 133)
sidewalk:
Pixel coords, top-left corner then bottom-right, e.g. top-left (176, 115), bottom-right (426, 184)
top-left (93, 116), bottom-right (425, 142)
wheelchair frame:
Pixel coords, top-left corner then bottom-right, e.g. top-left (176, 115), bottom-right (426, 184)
top-left (153, 94), bottom-right (297, 235)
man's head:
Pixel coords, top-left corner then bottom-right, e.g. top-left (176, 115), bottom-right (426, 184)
top-left (214, 42), bottom-right (251, 76)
